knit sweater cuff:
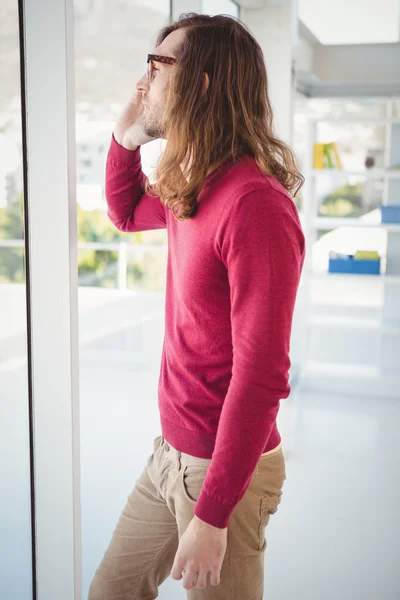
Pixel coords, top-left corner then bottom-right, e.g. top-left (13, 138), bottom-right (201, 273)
top-left (194, 490), bottom-right (235, 529)
top-left (109, 133), bottom-right (141, 167)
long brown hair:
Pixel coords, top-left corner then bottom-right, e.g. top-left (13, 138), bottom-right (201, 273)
top-left (146, 13), bottom-right (304, 221)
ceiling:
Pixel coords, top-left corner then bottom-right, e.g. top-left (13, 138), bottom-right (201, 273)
top-left (299, 0), bottom-right (400, 45)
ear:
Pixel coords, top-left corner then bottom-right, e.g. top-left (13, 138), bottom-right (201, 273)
top-left (202, 72), bottom-right (210, 96)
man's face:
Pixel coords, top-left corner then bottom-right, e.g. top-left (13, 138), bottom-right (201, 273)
top-left (136, 28), bottom-right (186, 139)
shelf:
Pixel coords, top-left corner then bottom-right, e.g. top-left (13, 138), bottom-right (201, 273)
top-left (310, 273), bottom-right (400, 283)
top-left (312, 217), bottom-right (400, 232)
top-left (310, 169), bottom-right (400, 179)
top-left (301, 112), bottom-right (400, 388)
top-left (301, 361), bottom-right (400, 398)
top-left (308, 315), bottom-right (380, 329)
top-left (308, 315), bottom-right (400, 335)
top-left (305, 360), bottom-right (381, 378)
top-left (311, 117), bottom-right (400, 125)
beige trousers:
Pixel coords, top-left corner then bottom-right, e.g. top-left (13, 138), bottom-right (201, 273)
top-left (88, 435), bottom-right (286, 600)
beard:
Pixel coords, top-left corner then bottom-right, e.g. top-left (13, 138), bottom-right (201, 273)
top-left (142, 104), bottom-right (166, 139)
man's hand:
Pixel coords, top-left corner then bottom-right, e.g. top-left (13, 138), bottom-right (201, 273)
top-left (113, 92), bottom-right (156, 150)
top-left (171, 515), bottom-right (227, 590)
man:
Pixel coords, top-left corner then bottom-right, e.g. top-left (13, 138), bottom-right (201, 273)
top-left (89, 13), bottom-right (305, 600)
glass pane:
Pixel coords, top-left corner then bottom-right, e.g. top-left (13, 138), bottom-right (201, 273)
top-left (315, 174), bottom-right (385, 218)
top-left (0, 2), bottom-right (33, 598)
top-left (295, 94), bottom-right (389, 120)
top-left (311, 225), bottom-right (386, 371)
top-left (315, 122), bottom-right (386, 171)
top-left (201, 0), bottom-right (239, 17)
top-left (392, 97), bottom-right (400, 118)
top-left (313, 228), bottom-right (388, 275)
top-left (293, 93), bottom-right (389, 173)
top-left (127, 233), bottom-right (168, 292)
top-left (77, 247), bottom-right (118, 288)
top-left (74, 1), bottom-right (171, 597)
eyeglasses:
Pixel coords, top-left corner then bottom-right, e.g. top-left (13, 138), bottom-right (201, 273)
top-left (147, 54), bottom-right (178, 82)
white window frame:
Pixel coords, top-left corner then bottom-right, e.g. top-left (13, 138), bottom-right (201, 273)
top-left (21, 0), bottom-right (81, 597)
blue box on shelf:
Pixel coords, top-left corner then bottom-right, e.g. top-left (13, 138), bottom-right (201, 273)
top-left (380, 205), bottom-right (400, 223)
top-left (328, 255), bottom-right (381, 275)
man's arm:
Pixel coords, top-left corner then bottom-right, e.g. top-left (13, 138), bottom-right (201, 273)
top-left (194, 184), bottom-right (305, 529)
top-left (105, 134), bottom-right (167, 232)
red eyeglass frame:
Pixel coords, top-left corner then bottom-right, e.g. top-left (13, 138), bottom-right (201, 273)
top-left (147, 54), bottom-right (178, 81)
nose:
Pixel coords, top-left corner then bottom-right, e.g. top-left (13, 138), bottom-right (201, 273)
top-left (136, 72), bottom-right (149, 93)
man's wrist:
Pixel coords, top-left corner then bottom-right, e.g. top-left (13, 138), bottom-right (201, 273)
top-left (193, 514), bottom-right (226, 531)
top-left (122, 134), bottom-right (139, 151)
top-left (112, 131), bottom-right (139, 152)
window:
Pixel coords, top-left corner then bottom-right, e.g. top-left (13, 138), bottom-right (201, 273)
top-left (201, 0), bottom-right (239, 18)
top-left (0, 1), bottom-right (33, 598)
top-left (74, 1), bottom-right (171, 596)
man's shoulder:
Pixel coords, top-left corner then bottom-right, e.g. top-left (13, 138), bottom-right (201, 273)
top-left (225, 156), bottom-right (295, 209)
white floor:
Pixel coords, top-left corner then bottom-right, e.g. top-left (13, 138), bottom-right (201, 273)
top-left (78, 355), bottom-right (400, 600)
top-left (261, 388), bottom-right (400, 600)
top-left (1, 282), bottom-right (400, 599)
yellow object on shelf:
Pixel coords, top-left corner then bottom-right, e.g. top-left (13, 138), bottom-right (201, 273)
top-left (313, 143), bottom-right (325, 169)
top-left (329, 142), bottom-right (343, 170)
top-left (354, 250), bottom-right (380, 260)
top-left (313, 142), bottom-right (343, 169)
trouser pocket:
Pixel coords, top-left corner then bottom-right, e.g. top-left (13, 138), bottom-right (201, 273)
top-left (153, 434), bottom-right (163, 454)
top-left (180, 464), bottom-right (209, 504)
top-left (258, 492), bottom-right (282, 551)
top-left (256, 449), bottom-right (286, 551)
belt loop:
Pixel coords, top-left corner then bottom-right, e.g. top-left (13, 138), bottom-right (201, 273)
top-left (177, 451), bottom-right (182, 471)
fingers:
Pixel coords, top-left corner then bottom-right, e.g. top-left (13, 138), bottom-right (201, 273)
top-left (172, 559), bottom-right (220, 589)
top-left (182, 568), bottom-right (198, 590)
top-left (181, 568), bottom-right (213, 591)
top-left (170, 558), bottom-right (184, 581)
top-left (195, 569), bottom-right (208, 590)
top-left (210, 570), bottom-right (221, 587)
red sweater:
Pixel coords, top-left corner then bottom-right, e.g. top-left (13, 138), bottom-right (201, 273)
top-left (106, 134), bottom-right (305, 528)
